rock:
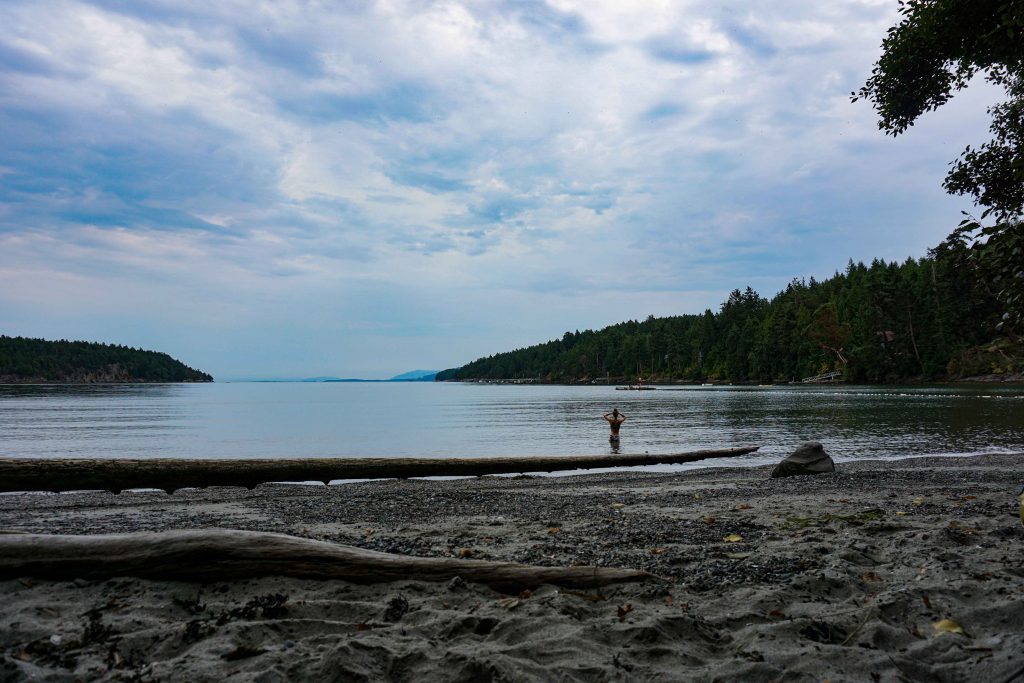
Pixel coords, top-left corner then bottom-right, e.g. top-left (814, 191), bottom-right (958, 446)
top-left (771, 442), bottom-right (836, 478)
top-left (1018, 484), bottom-right (1023, 527)
top-left (383, 595), bottom-right (410, 622)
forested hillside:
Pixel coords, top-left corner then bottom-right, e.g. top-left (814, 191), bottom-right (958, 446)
top-left (438, 236), bottom-right (1021, 384)
top-left (0, 336), bottom-right (213, 383)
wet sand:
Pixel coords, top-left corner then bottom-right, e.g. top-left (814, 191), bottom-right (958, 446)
top-left (1, 453), bottom-right (1022, 682)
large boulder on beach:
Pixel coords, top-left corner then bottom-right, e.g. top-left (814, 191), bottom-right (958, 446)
top-left (771, 442), bottom-right (835, 478)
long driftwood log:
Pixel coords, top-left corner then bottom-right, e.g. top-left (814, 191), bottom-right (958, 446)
top-left (0, 447), bottom-right (759, 494)
top-left (0, 529), bottom-right (655, 591)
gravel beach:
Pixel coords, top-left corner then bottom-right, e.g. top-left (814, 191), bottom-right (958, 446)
top-left (1, 453), bottom-right (1022, 682)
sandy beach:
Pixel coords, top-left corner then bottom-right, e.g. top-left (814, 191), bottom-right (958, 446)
top-left (1, 453), bottom-right (1022, 682)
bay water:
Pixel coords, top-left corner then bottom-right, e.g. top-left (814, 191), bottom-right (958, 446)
top-left (1, 382), bottom-right (1022, 472)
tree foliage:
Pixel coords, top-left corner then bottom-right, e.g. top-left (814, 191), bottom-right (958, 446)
top-left (439, 245), bottom-right (1016, 384)
top-left (856, 0), bottom-right (1024, 221)
top-left (0, 336), bottom-right (213, 382)
top-left (856, 1), bottom-right (1024, 341)
top-left (951, 218), bottom-right (1024, 341)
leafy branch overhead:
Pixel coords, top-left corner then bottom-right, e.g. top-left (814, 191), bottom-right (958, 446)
top-left (953, 219), bottom-right (1023, 341)
top-left (855, 0), bottom-right (1024, 222)
top-left (856, 1), bottom-right (1024, 340)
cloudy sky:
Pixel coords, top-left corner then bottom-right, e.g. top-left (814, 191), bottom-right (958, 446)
top-left (0, 1), bottom-right (1000, 379)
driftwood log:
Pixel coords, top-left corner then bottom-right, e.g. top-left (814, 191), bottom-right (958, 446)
top-left (0, 529), bottom-right (655, 591)
top-left (0, 447), bottom-right (759, 494)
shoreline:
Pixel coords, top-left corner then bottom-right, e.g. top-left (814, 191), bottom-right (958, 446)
top-left (4, 377), bottom-right (1024, 386)
top-left (1, 453), bottom-right (1022, 681)
top-left (441, 377), bottom-right (1024, 386)
top-left (0, 447), bottom-right (762, 495)
top-left (1, 448), bottom-right (1023, 492)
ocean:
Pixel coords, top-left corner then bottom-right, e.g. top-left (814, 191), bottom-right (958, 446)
top-left (1, 382), bottom-right (1021, 472)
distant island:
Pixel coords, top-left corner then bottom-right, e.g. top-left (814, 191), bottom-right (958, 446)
top-left (0, 336), bottom-right (213, 383)
top-left (436, 239), bottom-right (1022, 385)
top-left (303, 370), bottom-right (439, 383)
top-left (388, 370), bottom-right (438, 381)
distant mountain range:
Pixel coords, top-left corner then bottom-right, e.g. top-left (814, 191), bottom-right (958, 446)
top-left (273, 370), bottom-right (439, 383)
top-left (224, 370), bottom-right (440, 383)
top-left (388, 369), bottom-right (438, 381)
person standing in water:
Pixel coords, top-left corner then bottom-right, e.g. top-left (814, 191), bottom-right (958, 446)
top-left (603, 408), bottom-right (626, 444)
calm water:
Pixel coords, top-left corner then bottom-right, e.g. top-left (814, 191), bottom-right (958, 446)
top-left (0, 383), bottom-right (1022, 471)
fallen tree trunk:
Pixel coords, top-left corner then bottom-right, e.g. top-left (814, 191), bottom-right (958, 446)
top-left (0, 447), bottom-right (759, 494)
top-left (0, 529), bottom-right (655, 591)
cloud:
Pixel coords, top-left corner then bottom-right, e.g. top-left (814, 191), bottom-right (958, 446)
top-left (0, 0), bottom-right (998, 376)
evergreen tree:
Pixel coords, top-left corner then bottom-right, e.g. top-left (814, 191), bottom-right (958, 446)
top-left (0, 337), bottom-right (213, 382)
top-left (440, 243), bottom-right (1012, 384)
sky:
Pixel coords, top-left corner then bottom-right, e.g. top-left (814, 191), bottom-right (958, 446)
top-left (0, 0), bottom-right (1003, 379)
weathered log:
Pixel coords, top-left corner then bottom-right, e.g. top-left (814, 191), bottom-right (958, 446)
top-left (0, 529), bottom-right (655, 591)
top-left (0, 447), bottom-right (759, 494)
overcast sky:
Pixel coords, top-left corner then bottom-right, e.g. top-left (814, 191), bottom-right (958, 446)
top-left (0, 1), bottom-right (1001, 379)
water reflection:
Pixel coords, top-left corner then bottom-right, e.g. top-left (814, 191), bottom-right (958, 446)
top-left (0, 383), bottom-right (184, 399)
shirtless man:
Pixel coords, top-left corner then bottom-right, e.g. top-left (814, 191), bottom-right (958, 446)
top-left (603, 408), bottom-right (626, 444)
